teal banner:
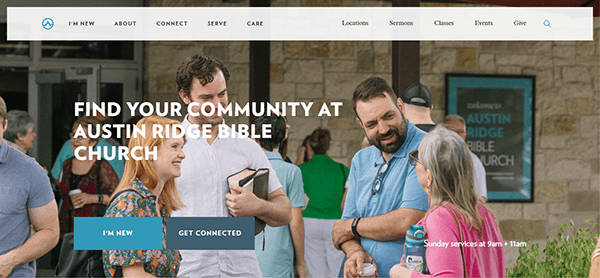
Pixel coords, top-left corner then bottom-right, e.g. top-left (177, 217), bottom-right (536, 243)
top-left (446, 74), bottom-right (534, 202)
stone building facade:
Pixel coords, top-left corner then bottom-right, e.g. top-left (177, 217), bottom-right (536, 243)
top-left (146, 0), bottom-right (600, 268)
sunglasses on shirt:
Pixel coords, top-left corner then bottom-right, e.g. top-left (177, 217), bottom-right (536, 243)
top-left (372, 159), bottom-right (392, 195)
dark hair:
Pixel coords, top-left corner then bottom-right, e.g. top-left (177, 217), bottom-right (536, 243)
top-left (308, 128), bottom-right (331, 155)
top-left (279, 138), bottom-right (289, 160)
top-left (301, 135), bottom-right (311, 163)
top-left (352, 77), bottom-right (396, 118)
top-left (4, 110), bottom-right (34, 143)
top-left (125, 115), bottom-right (144, 126)
top-left (252, 114), bottom-right (286, 151)
top-left (176, 55), bottom-right (230, 99)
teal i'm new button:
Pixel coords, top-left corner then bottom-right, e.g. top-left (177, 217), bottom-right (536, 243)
top-left (74, 217), bottom-right (162, 250)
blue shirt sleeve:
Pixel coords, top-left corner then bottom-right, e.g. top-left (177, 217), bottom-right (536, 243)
top-left (399, 164), bottom-right (429, 211)
top-left (51, 140), bottom-right (73, 180)
top-left (287, 166), bottom-right (306, 208)
top-left (248, 140), bottom-right (282, 194)
top-left (28, 161), bottom-right (55, 208)
top-left (341, 157), bottom-right (359, 220)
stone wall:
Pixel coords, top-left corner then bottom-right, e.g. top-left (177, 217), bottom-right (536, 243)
top-left (417, 12), bottom-right (600, 269)
top-left (146, 0), bottom-right (251, 127)
top-left (271, 40), bottom-right (392, 165)
top-left (145, 0), bottom-right (600, 270)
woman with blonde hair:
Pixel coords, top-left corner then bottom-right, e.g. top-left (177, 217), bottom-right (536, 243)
top-left (390, 126), bottom-right (504, 278)
top-left (103, 116), bottom-right (186, 277)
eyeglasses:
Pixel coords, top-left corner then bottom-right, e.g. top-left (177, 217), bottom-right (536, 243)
top-left (409, 150), bottom-right (426, 168)
top-left (70, 132), bottom-right (82, 140)
top-left (372, 159), bottom-right (392, 195)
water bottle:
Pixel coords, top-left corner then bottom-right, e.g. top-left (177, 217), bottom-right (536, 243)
top-left (404, 225), bottom-right (427, 273)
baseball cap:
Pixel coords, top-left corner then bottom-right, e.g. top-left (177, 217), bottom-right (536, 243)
top-left (401, 83), bottom-right (432, 107)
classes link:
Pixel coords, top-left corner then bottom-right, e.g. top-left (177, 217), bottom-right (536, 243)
top-left (434, 20), bottom-right (454, 26)
top-left (156, 20), bottom-right (188, 27)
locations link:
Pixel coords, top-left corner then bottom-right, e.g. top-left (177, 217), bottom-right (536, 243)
top-left (342, 20), bottom-right (369, 26)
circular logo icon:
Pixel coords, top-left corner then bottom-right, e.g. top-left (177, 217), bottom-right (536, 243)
top-left (42, 18), bottom-right (54, 30)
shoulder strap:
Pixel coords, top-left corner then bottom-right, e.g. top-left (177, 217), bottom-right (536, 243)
top-left (443, 204), bottom-right (468, 278)
top-left (108, 189), bottom-right (138, 207)
top-left (340, 163), bottom-right (347, 190)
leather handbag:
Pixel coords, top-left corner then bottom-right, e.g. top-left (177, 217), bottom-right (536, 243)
top-left (54, 232), bottom-right (107, 278)
top-left (55, 189), bottom-right (136, 277)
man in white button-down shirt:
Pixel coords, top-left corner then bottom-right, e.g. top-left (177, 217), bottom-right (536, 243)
top-left (172, 55), bottom-right (292, 277)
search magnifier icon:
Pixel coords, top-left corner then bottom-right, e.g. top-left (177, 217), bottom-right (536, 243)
top-left (543, 20), bottom-right (551, 28)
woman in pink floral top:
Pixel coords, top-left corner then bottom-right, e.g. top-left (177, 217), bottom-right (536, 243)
top-left (390, 127), bottom-right (505, 278)
top-left (103, 116), bottom-right (186, 277)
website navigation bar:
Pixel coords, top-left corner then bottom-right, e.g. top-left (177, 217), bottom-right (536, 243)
top-left (7, 7), bottom-right (592, 41)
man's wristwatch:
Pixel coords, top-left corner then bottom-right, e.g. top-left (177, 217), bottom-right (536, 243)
top-left (97, 194), bottom-right (103, 204)
top-left (352, 217), bottom-right (361, 237)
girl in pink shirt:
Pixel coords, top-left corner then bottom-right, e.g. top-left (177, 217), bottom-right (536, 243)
top-left (390, 127), bottom-right (505, 278)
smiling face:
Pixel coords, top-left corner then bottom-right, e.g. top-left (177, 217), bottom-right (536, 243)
top-left (179, 69), bottom-right (228, 126)
top-left (356, 92), bottom-right (408, 160)
top-left (151, 137), bottom-right (186, 184)
top-left (19, 126), bottom-right (36, 152)
top-left (70, 127), bottom-right (97, 158)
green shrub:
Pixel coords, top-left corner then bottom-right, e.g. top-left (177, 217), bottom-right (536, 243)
top-left (508, 220), bottom-right (599, 277)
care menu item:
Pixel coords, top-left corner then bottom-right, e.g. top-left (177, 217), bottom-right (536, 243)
top-left (361, 262), bottom-right (377, 277)
top-left (404, 225), bottom-right (428, 273)
top-left (227, 168), bottom-right (269, 235)
top-left (69, 189), bottom-right (83, 209)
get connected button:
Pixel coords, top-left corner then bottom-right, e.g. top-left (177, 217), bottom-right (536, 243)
top-left (166, 217), bottom-right (254, 250)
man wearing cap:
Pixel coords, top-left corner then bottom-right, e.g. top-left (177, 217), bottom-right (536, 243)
top-left (444, 114), bottom-right (488, 201)
top-left (398, 83), bottom-right (436, 132)
top-left (0, 96), bottom-right (59, 277)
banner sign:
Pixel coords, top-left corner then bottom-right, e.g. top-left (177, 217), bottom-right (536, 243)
top-left (446, 74), bottom-right (534, 202)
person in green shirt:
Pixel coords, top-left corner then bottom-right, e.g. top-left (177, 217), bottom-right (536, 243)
top-left (299, 128), bottom-right (349, 278)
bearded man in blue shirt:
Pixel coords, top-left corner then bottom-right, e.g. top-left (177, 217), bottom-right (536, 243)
top-left (332, 77), bottom-right (429, 278)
